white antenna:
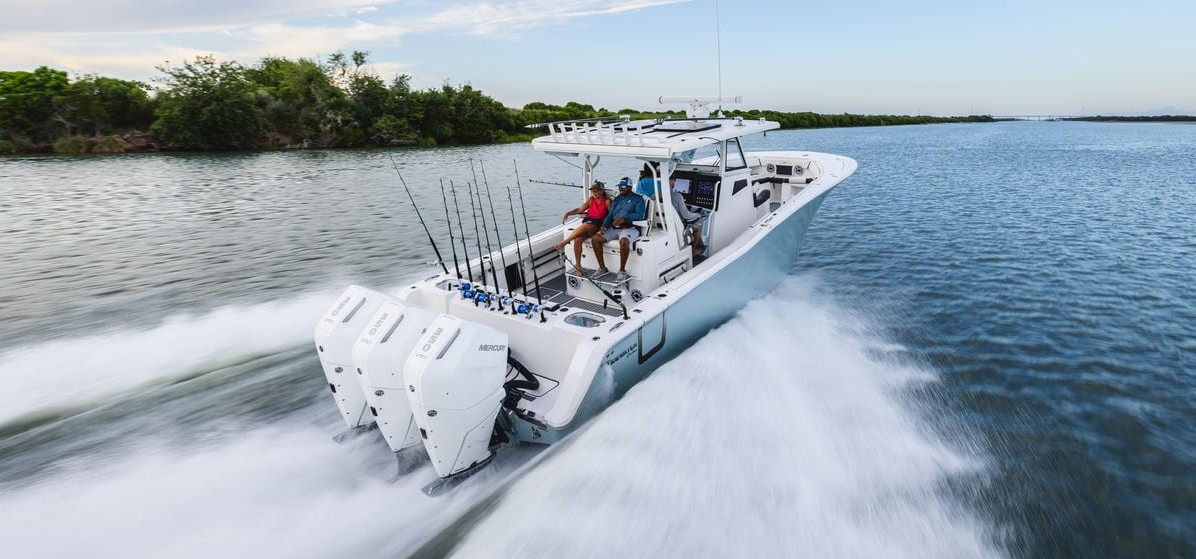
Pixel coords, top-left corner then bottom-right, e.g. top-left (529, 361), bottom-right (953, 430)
top-left (715, 0), bottom-right (723, 114)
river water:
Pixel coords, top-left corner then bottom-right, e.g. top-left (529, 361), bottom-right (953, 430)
top-left (1, 122), bottom-right (1193, 558)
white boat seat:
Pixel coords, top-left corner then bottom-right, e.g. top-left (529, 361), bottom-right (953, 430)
top-left (567, 196), bottom-right (655, 273)
top-left (632, 196), bottom-right (669, 235)
top-left (631, 196), bottom-right (651, 233)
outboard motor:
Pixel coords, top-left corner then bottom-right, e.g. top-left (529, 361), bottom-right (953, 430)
top-left (351, 301), bottom-right (439, 452)
top-left (405, 314), bottom-right (508, 478)
top-left (314, 285), bottom-right (388, 429)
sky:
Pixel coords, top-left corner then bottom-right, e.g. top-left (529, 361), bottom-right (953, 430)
top-left (2, 0), bottom-right (1193, 117)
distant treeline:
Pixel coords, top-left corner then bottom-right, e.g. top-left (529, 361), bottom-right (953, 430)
top-left (1064, 115), bottom-right (1196, 123)
top-left (1, 51), bottom-right (993, 155)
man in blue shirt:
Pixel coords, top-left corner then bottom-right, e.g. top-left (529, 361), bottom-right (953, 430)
top-left (591, 177), bottom-right (646, 281)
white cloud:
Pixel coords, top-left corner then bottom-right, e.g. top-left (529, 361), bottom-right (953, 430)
top-left (0, 33), bottom-right (210, 81)
top-left (233, 22), bottom-right (401, 60)
top-left (0, 0), bottom-right (389, 33)
top-left (409, 0), bottom-right (691, 37)
top-left (0, 0), bottom-right (691, 81)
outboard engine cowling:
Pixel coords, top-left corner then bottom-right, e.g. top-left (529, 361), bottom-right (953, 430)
top-left (405, 314), bottom-right (508, 478)
top-left (351, 301), bottom-right (439, 452)
top-left (314, 285), bottom-right (388, 428)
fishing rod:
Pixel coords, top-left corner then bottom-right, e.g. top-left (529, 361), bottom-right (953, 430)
top-left (475, 159), bottom-right (512, 307)
top-left (513, 160), bottom-right (546, 322)
top-left (437, 178), bottom-right (462, 280)
top-left (469, 161), bottom-right (502, 309)
top-left (388, 155), bottom-right (448, 275)
top-left (448, 179), bottom-right (474, 285)
top-left (527, 178), bottom-right (584, 189)
top-left (502, 169), bottom-right (529, 313)
top-left (463, 180), bottom-right (487, 306)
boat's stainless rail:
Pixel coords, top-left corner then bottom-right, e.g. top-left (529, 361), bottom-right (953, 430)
top-left (545, 119), bottom-right (657, 147)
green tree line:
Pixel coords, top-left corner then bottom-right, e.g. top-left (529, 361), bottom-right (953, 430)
top-left (1, 51), bottom-right (993, 155)
top-left (1065, 115), bottom-right (1196, 123)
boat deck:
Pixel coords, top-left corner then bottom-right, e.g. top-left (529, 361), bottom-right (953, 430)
top-left (536, 273), bottom-right (628, 318)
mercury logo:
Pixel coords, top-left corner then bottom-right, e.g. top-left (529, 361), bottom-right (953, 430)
top-left (367, 312), bottom-right (389, 336)
top-left (329, 295), bottom-right (351, 318)
top-left (420, 326), bottom-right (444, 353)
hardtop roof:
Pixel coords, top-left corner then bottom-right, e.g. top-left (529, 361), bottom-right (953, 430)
top-left (531, 116), bottom-right (780, 160)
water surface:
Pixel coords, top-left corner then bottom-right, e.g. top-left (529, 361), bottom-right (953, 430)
top-left (1, 121), bottom-right (1193, 558)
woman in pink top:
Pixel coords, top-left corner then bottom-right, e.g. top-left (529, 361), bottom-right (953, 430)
top-left (555, 181), bottom-right (612, 275)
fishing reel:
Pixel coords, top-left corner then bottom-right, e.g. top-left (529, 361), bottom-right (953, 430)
top-left (516, 303), bottom-right (541, 318)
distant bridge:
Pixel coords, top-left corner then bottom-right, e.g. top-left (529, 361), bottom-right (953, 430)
top-left (991, 115), bottom-right (1085, 121)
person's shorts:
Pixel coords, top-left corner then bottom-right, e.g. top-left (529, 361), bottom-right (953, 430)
top-left (603, 227), bottom-right (639, 242)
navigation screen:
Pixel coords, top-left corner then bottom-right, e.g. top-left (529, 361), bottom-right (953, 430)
top-left (695, 178), bottom-right (717, 198)
top-left (672, 177), bottom-right (691, 194)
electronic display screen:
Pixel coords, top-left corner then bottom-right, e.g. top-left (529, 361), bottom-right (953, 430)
top-left (695, 178), bottom-right (718, 198)
top-left (672, 177), bottom-right (691, 194)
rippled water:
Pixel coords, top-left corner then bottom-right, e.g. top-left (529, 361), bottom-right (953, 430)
top-left (1, 122), bottom-right (1193, 558)
top-left (782, 122), bottom-right (1196, 557)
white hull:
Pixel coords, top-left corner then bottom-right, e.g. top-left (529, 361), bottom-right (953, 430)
top-left (501, 157), bottom-right (847, 444)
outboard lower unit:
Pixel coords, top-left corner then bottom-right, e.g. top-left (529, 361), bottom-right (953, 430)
top-left (351, 300), bottom-right (439, 452)
top-left (314, 285), bottom-right (387, 429)
top-left (405, 315), bottom-right (509, 478)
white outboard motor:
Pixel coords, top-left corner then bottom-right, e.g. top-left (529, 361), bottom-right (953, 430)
top-left (314, 285), bottom-right (389, 429)
top-left (405, 314), bottom-right (509, 478)
top-left (351, 301), bottom-right (439, 453)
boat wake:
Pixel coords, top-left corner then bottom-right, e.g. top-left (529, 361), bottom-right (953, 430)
top-left (0, 423), bottom-right (503, 558)
top-left (440, 274), bottom-right (1001, 559)
top-left (1, 274), bottom-right (1001, 558)
top-left (0, 286), bottom-right (376, 428)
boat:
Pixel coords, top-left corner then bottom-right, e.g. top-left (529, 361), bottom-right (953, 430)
top-left (313, 96), bottom-right (856, 484)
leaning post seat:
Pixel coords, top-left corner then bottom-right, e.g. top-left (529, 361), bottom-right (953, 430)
top-left (631, 195), bottom-right (659, 235)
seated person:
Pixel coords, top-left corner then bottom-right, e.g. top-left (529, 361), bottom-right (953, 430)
top-left (634, 163), bottom-right (658, 198)
top-left (555, 181), bottom-right (611, 273)
top-left (669, 176), bottom-right (705, 254)
top-left (635, 164), bottom-right (705, 254)
top-left (590, 178), bottom-right (646, 281)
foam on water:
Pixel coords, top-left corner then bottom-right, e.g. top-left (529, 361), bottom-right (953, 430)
top-left (0, 277), bottom-right (519, 559)
top-left (0, 423), bottom-right (491, 559)
top-left (0, 279), bottom-right (437, 428)
top-left (450, 275), bottom-right (999, 558)
top-left (0, 290), bottom-right (343, 426)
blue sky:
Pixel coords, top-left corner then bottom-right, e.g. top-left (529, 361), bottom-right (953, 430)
top-left (2, 0), bottom-right (1193, 116)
